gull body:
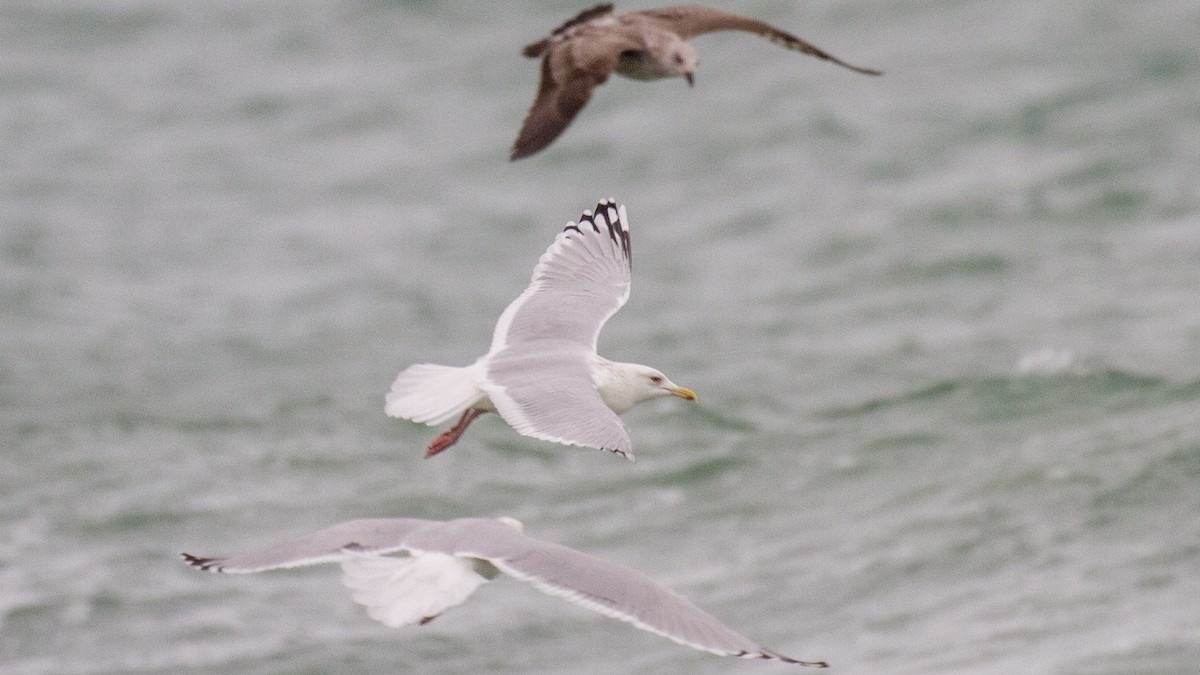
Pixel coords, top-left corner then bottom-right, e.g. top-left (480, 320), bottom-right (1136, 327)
top-left (182, 516), bottom-right (827, 667)
top-left (385, 200), bottom-right (696, 460)
top-left (511, 3), bottom-right (883, 159)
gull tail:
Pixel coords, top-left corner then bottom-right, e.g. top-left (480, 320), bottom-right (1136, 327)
top-left (385, 362), bottom-right (482, 426)
top-left (340, 552), bottom-right (488, 628)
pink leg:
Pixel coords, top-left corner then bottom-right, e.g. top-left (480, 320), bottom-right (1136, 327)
top-left (425, 409), bottom-right (485, 458)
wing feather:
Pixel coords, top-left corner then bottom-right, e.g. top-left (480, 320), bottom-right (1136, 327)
top-left (481, 200), bottom-right (634, 456)
top-left (633, 7), bottom-right (882, 76)
top-left (484, 539), bottom-right (810, 663)
top-left (489, 200), bottom-right (631, 355)
top-left (483, 349), bottom-right (632, 457)
top-left (181, 518), bottom-right (433, 573)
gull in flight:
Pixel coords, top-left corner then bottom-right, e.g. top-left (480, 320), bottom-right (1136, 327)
top-left (511, 3), bottom-right (883, 159)
top-left (386, 199), bottom-right (695, 460)
top-left (182, 516), bottom-right (827, 667)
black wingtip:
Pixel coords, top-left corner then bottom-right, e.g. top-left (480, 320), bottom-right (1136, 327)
top-left (605, 446), bottom-right (635, 462)
top-left (739, 649), bottom-right (827, 667)
top-left (592, 198), bottom-right (630, 264)
top-left (774, 653), bottom-right (829, 668)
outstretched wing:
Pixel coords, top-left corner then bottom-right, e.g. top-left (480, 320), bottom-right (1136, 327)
top-left (635, 7), bottom-right (882, 76)
top-left (182, 518), bottom-right (495, 628)
top-left (181, 518), bottom-right (434, 573)
top-left (483, 346), bottom-right (633, 457)
top-left (183, 517), bottom-right (824, 665)
top-left (489, 199), bottom-right (631, 355)
top-left (512, 48), bottom-right (608, 160)
top-left (512, 25), bottom-right (645, 159)
top-left (470, 525), bottom-right (826, 666)
top-left (480, 200), bottom-right (634, 456)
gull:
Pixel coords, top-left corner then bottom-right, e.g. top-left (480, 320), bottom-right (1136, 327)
top-left (385, 199), bottom-right (695, 460)
top-left (511, 3), bottom-right (883, 159)
top-left (182, 516), bottom-right (827, 667)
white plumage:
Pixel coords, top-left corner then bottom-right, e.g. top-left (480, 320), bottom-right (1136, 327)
top-left (341, 551), bottom-right (488, 627)
top-left (386, 199), bottom-right (696, 460)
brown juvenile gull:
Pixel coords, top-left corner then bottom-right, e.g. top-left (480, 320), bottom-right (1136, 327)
top-left (385, 199), bottom-right (696, 460)
top-left (182, 516), bottom-right (827, 667)
top-left (511, 3), bottom-right (883, 159)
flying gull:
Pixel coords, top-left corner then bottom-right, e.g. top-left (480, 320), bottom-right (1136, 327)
top-left (182, 516), bottom-right (827, 667)
top-left (385, 199), bottom-right (696, 460)
top-left (511, 3), bottom-right (883, 159)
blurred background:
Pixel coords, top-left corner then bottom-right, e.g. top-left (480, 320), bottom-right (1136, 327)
top-left (2, 1), bottom-right (1198, 673)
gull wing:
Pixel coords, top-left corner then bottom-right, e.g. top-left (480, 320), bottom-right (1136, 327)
top-left (633, 7), bottom-right (882, 76)
top-left (489, 200), bottom-right (631, 356)
top-left (181, 518), bottom-right (435, 573)
top-left (427, 519), bottom-right (827, 666)
top-left (480, 200), bottom-right (634, 457)
top-left (512, 29), bottom-right (643, 159)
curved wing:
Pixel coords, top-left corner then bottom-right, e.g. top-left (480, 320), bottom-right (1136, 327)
top-left (634, 7), bottom-right (882, 76)
top-left (483, 347), bottom-right (632, 457)
top-left (420, 519), bottom-right (826, 666)
top-left (481, 200), bottom-right (634, 457)
top-left (489, 200), bottom-right (631, 356)
top-left (183, 518), bottom-right (823, 664)
top-left (512, 28), bottom-right (644, 159)
top-left (180, 518), bottom-right (435, 573)
top-left (182, 518), bottom-right (494, 628)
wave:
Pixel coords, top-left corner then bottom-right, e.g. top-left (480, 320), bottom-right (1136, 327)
top-left (819, 367), bottom-right (1195, 421)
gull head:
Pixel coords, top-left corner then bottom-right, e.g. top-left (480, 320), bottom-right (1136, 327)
top-left (621, 35), bottom-right (698, 83)
top-left (669, 42), bottom-right (699, 87)
top-left (594, 360), bottom-right (697, 414)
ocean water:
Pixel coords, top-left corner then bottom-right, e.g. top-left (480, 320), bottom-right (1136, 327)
top-left (2, 1), bottom-right (1199, 673)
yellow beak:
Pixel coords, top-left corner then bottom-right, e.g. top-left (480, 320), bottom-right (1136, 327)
top-left (669, 386), bottom-right (698, 401)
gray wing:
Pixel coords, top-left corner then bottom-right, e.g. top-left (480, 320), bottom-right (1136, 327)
top-left (183, 518), bottom-right (502, 628)
top-left (489, 199), bottom-right (631, 354)
top-left (484, 346), bottom-right (632, 457)
top-left (181, 518), bottom-right (435, 573)
top-left (424, 519), bottom-right (826, 666)
top-left (481, 200), bottom-right (634, 457)
top-left (634, 6), bottom-right (882, 76)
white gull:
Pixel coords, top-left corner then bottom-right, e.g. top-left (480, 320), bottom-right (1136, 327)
top-left (182, 516), bottom-right (826, 667)
top-left (385, 199), bottom-right (696, 460)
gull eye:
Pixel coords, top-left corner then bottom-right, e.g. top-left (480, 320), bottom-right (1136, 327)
top-left (650, 375), bottom-right (664, 384)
